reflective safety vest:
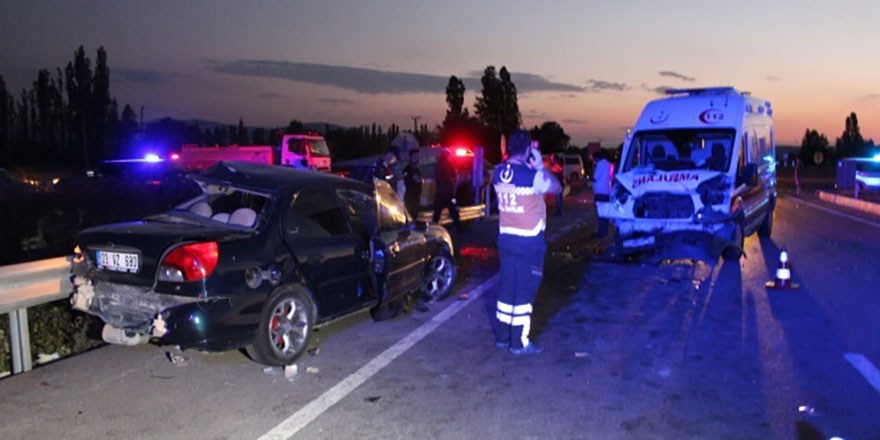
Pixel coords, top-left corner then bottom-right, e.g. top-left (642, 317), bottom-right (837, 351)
top-left (493, 161), bottom-right (546, 237)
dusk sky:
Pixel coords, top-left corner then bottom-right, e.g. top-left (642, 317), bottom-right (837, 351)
top-left (1, 0), bottom-right (878, 146)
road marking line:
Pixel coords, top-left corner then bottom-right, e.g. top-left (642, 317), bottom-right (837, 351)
top-left (844, 352), bottom-right (880, 395)
top-left (258, 274), bottom-right (500, 440)
top-left (787, 197), bottom-right (880, 229)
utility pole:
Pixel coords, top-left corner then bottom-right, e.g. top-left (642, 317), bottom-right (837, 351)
top-left (410, 115), bottom-right (421, 134)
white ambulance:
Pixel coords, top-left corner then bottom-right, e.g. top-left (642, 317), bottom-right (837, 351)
top-left (597, 87), bottom-right (776, 260)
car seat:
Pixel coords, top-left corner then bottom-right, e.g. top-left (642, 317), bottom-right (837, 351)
top-left (189, 202), bottom-right (212, 218)
top-left (651, 145), bottom-right (666, 161)
top-left (229, 208), bottom-right (257, 227)
top-left (211, 213), bottom-right (230, 223)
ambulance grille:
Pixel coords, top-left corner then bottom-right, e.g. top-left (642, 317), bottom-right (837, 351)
top-left (634, 193), bottom-right (694, 219)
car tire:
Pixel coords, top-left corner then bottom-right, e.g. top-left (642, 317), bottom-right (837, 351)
top-left (722, 222), bottom-right (744, 261)
top-left (251, 286), bottom-right (316, 366)
top-left (421, 249), bottom-right (456, 303)
top-left (757, 207), bottom-right (773, 238)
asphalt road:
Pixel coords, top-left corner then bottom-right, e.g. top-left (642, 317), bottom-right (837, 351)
top-left (1, 185), bottom-right (879, 440)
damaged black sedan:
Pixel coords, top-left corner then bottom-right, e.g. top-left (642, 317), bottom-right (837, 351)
top-left (70, 161), bottom-right (456, 365)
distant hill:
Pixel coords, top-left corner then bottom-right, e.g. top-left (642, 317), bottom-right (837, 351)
top-left (146, 118), bottom-right (346, 134)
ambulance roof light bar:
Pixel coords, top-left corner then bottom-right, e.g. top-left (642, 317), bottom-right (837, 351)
top-left (664, 87), bottom-right (737, 96)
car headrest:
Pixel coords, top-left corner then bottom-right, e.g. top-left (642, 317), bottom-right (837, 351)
top-left (651, 145), bottom-right (666, 160)
top-left (229, 208), bottom-right (257, 227)
top-left (189, 202), bottom-right (212, 218)
top-left (712, 143), bottom-right (726, 156)
top-left (211, 213), bottom-right (230, 223)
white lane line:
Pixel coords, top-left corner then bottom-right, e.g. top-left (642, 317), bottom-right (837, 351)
top-left (258, 274), bottom-right (500, 440)
top-left (787, 197), bottom-right (880, 229)
top-left (844, 352), bottom-right (880, 395)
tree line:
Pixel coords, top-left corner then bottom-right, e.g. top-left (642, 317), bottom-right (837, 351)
top-left (800, 112), bottom-right (876, 165)
top-left (0, 46), bottom-right (142, 170)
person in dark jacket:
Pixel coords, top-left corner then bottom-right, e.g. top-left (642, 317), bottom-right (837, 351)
top-left (374, 146), bottom-right (399, 187)
top-left (432, 149), bottom-right (463, 232)
top-left (403, 149), bottom-right (423, 218)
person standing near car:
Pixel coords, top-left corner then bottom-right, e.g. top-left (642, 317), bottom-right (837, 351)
top-left (493, 130), bottom-right (562, 355)
top-left (593, 150), bottom-right (613, 237)
top-left (403, 149), bottom-right (423, 218)
top-left (432, 149), bottom-right (464, 233)
top-left (374, 146), bottom-right (400, 189)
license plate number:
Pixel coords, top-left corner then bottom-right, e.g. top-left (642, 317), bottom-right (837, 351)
top-left (97, 251), bottom-right (139, 273)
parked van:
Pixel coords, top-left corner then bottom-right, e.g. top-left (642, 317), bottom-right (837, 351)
top-left (597, 87), bottom-right (776, 260)
top-left (562, 153), bottom-right (586, 182)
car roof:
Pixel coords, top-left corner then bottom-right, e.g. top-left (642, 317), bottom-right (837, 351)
top-left (197, 161), bottom-right (370, 193)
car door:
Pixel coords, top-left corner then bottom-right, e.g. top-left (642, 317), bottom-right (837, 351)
top-left (283, 187), bottom-right (374, 318)
top-left (374, 180), bottom-right (427, 301)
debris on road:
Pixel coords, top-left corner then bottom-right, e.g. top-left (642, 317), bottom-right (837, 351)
top-left (284, 365), bottom-right (298, 379)
top-left (307, 347), bottom-right (320, 357)
top-left (574, 351), bottom-right (589, 358)
top-left (365, 396), bottom-right (382, 403)
top-left (262, 366), bottom-right (281, 376)
top-left (165, 350), bottom-right (189, 366)
top-left (306, 366), bottom-right (320, 374)
top-left (459, 292), bottom-right (468, 300)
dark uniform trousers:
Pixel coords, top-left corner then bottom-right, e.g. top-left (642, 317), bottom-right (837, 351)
top-left (494, 232), bottom-right (546, 349)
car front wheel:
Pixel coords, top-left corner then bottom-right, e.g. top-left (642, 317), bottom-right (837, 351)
top-left (422, 250), bottom-right (456, 303)
top-left (251, 286), bottom-right (315, 366)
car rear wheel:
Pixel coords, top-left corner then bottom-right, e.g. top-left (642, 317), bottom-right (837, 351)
top-left (422, 250), bottom-right (456, 303)
top-left (251, 286), bottom-right (315, 366)
top-left (722, 222), bottom-right (744, 261)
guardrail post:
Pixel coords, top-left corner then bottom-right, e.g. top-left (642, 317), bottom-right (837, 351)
top-left (9, 308), bottom-right (32, 374)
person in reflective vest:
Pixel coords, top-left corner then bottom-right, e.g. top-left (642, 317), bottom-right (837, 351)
top-left (492, 130), bottom-right (562, 355)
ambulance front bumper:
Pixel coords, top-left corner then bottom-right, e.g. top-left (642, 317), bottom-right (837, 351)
top-left (597, 202), bottom-right (737, 250)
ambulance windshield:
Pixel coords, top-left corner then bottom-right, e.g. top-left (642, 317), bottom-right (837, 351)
top-left (623, 129), bottom-right (736, 172)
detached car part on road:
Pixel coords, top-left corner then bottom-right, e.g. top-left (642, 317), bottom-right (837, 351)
top-left (598, 87), bottom-right (776, 260)
top-left (70, 161), bottom-right (456, 365)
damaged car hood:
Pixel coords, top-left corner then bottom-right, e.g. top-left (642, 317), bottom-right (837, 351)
top-left (615, 169), bottom-right (725, 195)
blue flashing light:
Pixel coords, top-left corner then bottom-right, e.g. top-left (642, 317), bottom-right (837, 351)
top-left (145, 153), bottom-right (161, 163)
top-left (873, 153), bottom-right (880, 162)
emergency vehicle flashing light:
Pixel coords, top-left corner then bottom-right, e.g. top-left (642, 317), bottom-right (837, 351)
top-left (170, 153), bottom-right (180, 160)
top-left (454, 147), bottom-right (469, 157)
top-left (144, 153), bottom-right (161, 163)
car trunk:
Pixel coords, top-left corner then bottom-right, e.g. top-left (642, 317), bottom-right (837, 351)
top-left (77, 219), bottom-right (247, 288)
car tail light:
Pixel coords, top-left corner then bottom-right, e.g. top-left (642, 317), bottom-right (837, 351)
top-left (158, 242), bottom-right (219, 282)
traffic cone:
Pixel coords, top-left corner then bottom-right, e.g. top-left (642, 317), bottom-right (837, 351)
top-left (765, 247), bottom-right (800, 290)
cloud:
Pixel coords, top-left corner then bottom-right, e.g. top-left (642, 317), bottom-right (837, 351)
top-left (257, 92), bottom-right (286, 99)
top-left (765, 75), bottom-right (783, 82)
top-left (212, 60), bottom-right (584, 94)
top-left (318, 97), bottom-right (356, 104)
top-left (658, 71), bottom-right (695, 82)
top-left (585, 79), bottom-right (629, 92)
top-left (522, 110), bottom-right (547, 120)
top-left (115, 68), bottom-right (173, 84)
top-left (562, 118), bottom-right (588, 124)
top-left (641, 83), bottom-right (673, 94)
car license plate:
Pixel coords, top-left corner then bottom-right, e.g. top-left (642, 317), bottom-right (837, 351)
top-left (622, 236), bottom-right (655, 248)
top-left (97, 251), bottom-right (139, 273)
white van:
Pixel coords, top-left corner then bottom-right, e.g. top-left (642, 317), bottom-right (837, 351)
top-left (597, 87), bottom-right (776, 260)
top-left (562, 154), bottom-right (586, 182)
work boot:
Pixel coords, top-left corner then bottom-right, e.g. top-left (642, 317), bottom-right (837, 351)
top-left (494, 340), bottom-right (509, 349)
top-left (509, 342), bottom-right (543, 355)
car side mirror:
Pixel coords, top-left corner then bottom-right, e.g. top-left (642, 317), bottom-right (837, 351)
top-left (743, 163), bottom-right (759, 186)
top-left (413, 220), bottom-right (428, 232)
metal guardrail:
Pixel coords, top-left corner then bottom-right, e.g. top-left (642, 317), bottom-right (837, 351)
top-left (0, 256), bottom-right (71, 374)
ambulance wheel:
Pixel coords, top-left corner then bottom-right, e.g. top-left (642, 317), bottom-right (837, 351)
top-left (722, 222), bottom-right (744, 261)
top-left (758, 207), bottom-right (773, 238)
